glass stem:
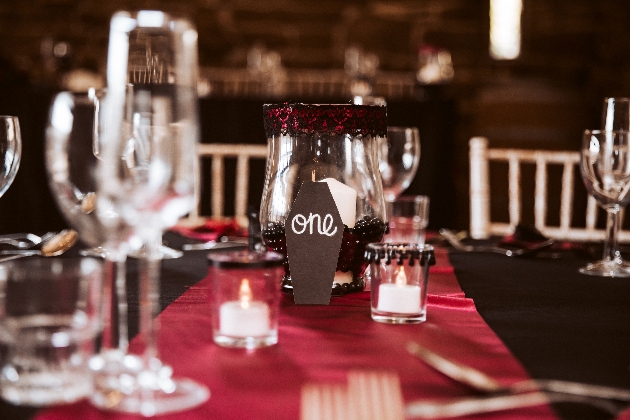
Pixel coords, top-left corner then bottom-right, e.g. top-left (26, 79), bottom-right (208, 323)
top-left (139, 230), bottom-right (162, 364)
top-left (101, 246), bottom-right (128, 353)
top-left (603, 207), bottom-right (621, 263)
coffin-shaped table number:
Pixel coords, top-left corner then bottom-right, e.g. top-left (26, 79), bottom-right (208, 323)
top-left (285, 181), bottom-right (344, 304)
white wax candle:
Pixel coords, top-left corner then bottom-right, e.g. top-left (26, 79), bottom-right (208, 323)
top-left (334, 271), bottom-right (354, 284)
top-left (219, 301), bottom-right (270, 337)
top-left (377, 284), bottom-right (421, 314)
top-left (319, 178), bottom-right (357, 228)
top-left (376, 269), bottom-right (420, 314)
top-left (219, 279), bottom-right (270, 337)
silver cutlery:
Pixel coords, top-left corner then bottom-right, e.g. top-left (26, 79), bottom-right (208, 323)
top-left (0, 231), bottom-right (56, 249)
top-left (439, 228), bottom-right (555, 257)
top-left (182, 236), bottom-right (249, 251)
top-left (406, 342), bottom-right (626, 417)
top-left (0, 229), bottom-right (78, 262)
top-left (300, 371), bottom-right (405, 420)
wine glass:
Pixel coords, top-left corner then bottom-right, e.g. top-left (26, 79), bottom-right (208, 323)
top-left (93, 10), bottom-right (208, 415)
top-left (45, 90), bottom-right (137, 363)
top-left (602, 97), bottom-right (630, 131)
top-left (580, 129), bottom-right (630, 277)
top-left (0, 116), bottom-right (21, 201)
top-left (378, 126), bottom-right (420, 201)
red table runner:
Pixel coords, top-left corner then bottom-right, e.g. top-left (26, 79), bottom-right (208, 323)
top-left (36, 248), bottom-right (559, 419)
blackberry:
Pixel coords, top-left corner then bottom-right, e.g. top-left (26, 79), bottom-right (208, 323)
top-left (353, 215), bottom-right (387, 242)
top-left (262, 222), bottom-right (290, 276)
top-left (336, 225), bottom-right (357, 272)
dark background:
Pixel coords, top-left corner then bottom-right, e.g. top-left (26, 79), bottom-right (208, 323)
top-left (0, 0), bottom-right (627, 233)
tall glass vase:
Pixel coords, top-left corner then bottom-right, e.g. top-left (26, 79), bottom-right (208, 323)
top-left (260, 103), bottom-right (388, 295)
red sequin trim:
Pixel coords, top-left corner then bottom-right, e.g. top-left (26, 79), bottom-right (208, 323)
top-left (263, 103), bottom-right (387, 137)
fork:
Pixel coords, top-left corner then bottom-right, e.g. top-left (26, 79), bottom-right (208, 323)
top-left (439, 229), bottom-right (555, 257)
top-left (300, 371), bottom-right (405, 420)
top-left (0, 232), bottom-right (55, 249)
top-left (348, 370), bottom-right (405, 420)
top-left (301, 383), bottom-right (349, 420)
top-left (406, 342), bottom-right (625, 417)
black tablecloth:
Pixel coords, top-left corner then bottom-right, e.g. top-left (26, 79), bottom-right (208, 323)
top-left (452, 249), bottom-right (630, 419)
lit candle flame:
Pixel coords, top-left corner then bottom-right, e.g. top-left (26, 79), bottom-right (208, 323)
top-left (395, 268), bottom-right (407, 286)
top-left (239, 279), bottom-right (252, 309)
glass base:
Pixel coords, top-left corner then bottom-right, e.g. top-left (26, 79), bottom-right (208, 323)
top-left (371, 309), bottom-right (426, 324)
top-left (579, 259), bottom-right (630, 278)
top-left (281, 275), bottom-right (365, 295)
top-left (213, 331), bottom-right (278, 349)
top-left (1, 371), bottom-right (91, 406)
top-left (89, 351), bottom-right (209, 415)
top-left (80, 246), bottom-right (183, 260)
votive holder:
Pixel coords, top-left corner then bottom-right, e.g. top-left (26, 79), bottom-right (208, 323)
top-left (208, 250), bottom-right (284, 349)
top-left (0, 258), bottom-right (103, 406)
top-left (365, 243), bottom-right (434, 324)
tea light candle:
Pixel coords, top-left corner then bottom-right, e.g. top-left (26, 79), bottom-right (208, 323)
top-left (377, 268), bottom-right (420, 314)
top-left (320, 178), bottom-right (357, 228)
top-left (219, 279), bottom-right (270, 337)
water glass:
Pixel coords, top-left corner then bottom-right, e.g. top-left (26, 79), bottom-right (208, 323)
top-left (366, 243), bottom-right (434, 324)
top-left (0, 258), bottom-right (102, 406)
top-left (208, 251), bottom-right (284, 349)
top-left (386, 195), bottom-right (430, 245)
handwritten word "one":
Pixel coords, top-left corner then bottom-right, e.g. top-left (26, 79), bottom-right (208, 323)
top-left (291, 213), bottom-right (338, 237)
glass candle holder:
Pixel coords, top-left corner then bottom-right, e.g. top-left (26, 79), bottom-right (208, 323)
top-left (208, 251), bottom-right (284, 349)
top-left (365, 243), bottom-right (435, 324)
top-left (260, 103), bottom-right (387, 296)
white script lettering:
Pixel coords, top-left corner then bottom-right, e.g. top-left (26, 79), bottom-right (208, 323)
top-left (291, 213), bottom-right (338, 237)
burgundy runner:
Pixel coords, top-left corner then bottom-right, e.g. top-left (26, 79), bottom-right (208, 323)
top-left (35, 248), bottom-right (558, 419)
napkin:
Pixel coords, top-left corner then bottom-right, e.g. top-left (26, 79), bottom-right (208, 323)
top-left (499, 223), bottom-right (549, 249)
top-left (170, 218), bottom-right (247, 242)
top-left (500, 223), bottom-right (578, 252)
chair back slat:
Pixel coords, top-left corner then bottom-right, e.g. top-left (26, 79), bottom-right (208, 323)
top-left (184, 143), bottom-right (268, 223)
top-left (469, 136), bottom-right (630, 242)
top-left (559, 161), bottom-right (575, 229)
top-left (508, 155), bottom-right (521, 226)
top-left (534, 159), bottom-right (547, 231)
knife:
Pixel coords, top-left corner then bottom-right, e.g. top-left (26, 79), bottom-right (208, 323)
top-left (182, 237), bottom-right (248, 251)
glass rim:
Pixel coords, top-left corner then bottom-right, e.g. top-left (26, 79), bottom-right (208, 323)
top-left (604, 97), bottom-right (630, 103)
top-left (364, 242), bottom-right (435, 266)
top-left (386, 195), bottom-right (429, 204)
top-left (366, 242), bottom-right (434, 252)
top-left (584, 129), bottom-right (630, 135)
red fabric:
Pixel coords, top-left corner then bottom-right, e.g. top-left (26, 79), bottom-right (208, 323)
top-left (35, 247), bottom-right (559, 420)
top-left (169, 219), bottom-right (247, 242)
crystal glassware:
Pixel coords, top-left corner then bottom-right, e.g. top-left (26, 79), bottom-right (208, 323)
top-left (366, 243), bottom-right (434, 324)
top-left (208, 250), bottom-right (284, 349)
top-left (0, 116), bottom-right (21, 201)
top-left (91, 10), bottom-right (208, 415)
top-left (602, 97), bottom-right (630, 131)
top-left (385, 195), bottom-right (430, 245)
top-left (378, 126), bottom-right (420, 201)
top-left (260, 103), bottom-right (387, 295)
top-left (0, 258), bottom-right (102, 406)
top-left (580, 129), bottom-right (630, 277)
top-left (46, 90), bottom-right (137, 369)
